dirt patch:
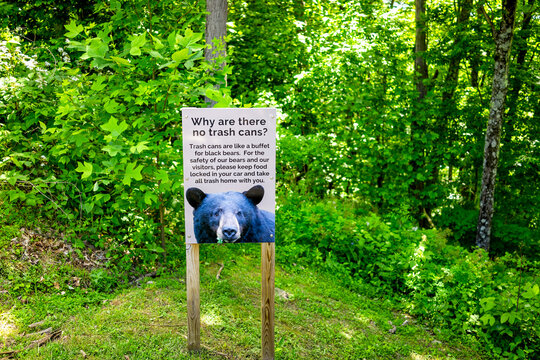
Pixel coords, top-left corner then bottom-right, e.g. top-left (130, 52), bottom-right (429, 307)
top-left (8, 228), bottom-right (107, 271)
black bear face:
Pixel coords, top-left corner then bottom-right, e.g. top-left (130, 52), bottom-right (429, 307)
top-left (186, 186), bottom-right (267, 243)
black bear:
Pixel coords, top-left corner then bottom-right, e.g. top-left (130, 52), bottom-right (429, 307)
top-left (186, 185), bottom-right (275, 244)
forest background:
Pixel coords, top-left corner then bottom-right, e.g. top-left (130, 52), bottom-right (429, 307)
top-left (0, 0), bottom-right (538, 359)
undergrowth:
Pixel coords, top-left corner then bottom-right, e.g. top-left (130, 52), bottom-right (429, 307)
top-left (2, 195), bottom-right (539, 359)
top-left (277, 194), bottom-right (540, 359)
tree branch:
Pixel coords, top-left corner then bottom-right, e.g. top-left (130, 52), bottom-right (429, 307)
top-left (478, 5), bottom-right (496, 39)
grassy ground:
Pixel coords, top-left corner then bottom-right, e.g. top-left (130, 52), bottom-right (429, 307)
top-left (1, 248), bottom-right (486, 360)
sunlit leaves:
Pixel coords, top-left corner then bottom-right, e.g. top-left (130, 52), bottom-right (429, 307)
top-left (172, 48), bottom-right (189, 62)
top-left (101, 116), bottom-right (128, 138)
top-left (130, 141), bottom-right (149, 154)
top-left (76, 161), bottom-right (93, 179)
top-left (130, 33), bottom-right (146, 56)
top-left (122, 162), bottom-right (144, 185)
top-left (65, 20), bottom-right (83, 38)
top-left (110, 56), bottom-right (132, 67)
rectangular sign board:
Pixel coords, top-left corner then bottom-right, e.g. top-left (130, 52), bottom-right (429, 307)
top-left (182, 108), bottom-right (276, 244)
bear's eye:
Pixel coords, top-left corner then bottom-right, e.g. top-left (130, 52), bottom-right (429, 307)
top-left (213, 209), bottom-right (222, 217)
top-left (236, 210), bottom-right (243, 217)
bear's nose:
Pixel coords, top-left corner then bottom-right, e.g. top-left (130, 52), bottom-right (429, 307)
top-left (222, 228), bottom-right (237, 239)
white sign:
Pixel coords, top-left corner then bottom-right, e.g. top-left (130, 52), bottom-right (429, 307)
top-left (182, 108), bottom-right (276, 244)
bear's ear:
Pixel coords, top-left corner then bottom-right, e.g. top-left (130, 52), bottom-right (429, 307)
top-left (243, 185), bottom-right (264, 205)
top-left (186, 188), bottom-right (206, 209)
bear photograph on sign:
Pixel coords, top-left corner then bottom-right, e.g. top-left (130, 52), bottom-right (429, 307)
top-left (182, 108), bottom-right (276, 244)
top-left (186, 185), bottom-right (275, 244)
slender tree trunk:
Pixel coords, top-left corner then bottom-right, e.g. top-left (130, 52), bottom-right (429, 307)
top-left (442, 0), bottom-right (472, 102)
top-left (414, 0), bottom-right (428, 101)
top-left (439, 0), bottom-right (472, 212)
top-left (205, 0), bottom-right (228, 106)
top-left (476, 0), bottom-right (518, 251)
top-left (411, 0), bottom-right (429, 227)
top-left (504, 0), bottom-right (535, 143)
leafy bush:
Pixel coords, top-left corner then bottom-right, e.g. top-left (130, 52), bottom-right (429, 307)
top-left (405, 235), bottom-right (540, 359)
top-left (277, 194), bottom-right (417, 295)
top-left (1, 1), bottom-right (229, 272)
top-left (278, 195), bottom-right (540, 359)
top-left (436, 206), bottom-right (540, 258)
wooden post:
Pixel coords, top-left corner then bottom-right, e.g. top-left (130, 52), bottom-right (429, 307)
top-left (261, 242), bottom-right (275, 360)
top-left (186, 243), bottom-right (200, 351)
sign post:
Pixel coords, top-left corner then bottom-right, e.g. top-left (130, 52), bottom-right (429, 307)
top-left (261, 242), bottom-right (275, 359)
top-left (186, 243), bottom-right (200, 351)
top-left (182, 108), bottom-right (276, 358)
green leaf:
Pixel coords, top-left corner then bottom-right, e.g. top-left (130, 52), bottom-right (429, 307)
top-left (185, 28), bottom-right (194, 38)
top-left (10, 156), bottom-right (22, 168)
top-left (144, 191), bottom-right (158, 205)
top-left (159, 61), bottom-right (177, 69)
top-left (215, 93), bottom-right (233, 108)
top-left (110, 56), bottom-right (132, 67)
top-left (501, 313), bottom-right (510, 324)
top-left (188, 32), bottom-right (203, 46)
top-left (130, 46), bottom-right (141, 56)
top-left (205, 88), bottom-right (221, 102)
top-left (179, 28), bottom-right (197, 47)
top-left (104, 99), bottom-right (120, 114)
top-left (75, 161), bottom-right (93, 179)
top-left (480, 314), bottom-right (495, 326)
top-left (172, 48), bottom-right (189, 62)
top-left (123, 162), bottom-right (144, 185)
top-left (155, 169), bottom-right (169, 183)
top-left (167, 31), bottom-right (177, 48)
top-left (130, 141), bottom-right (149, 154)
top-left (83, 202), bottom-right (95, 213)
top-left (103, 144), bottom-right (123, 156)
top-left (72, 133), bottom-right (89, 147)
top-left (86, 38), bottom-right (108, 58)
top-left (91, 76), bottom-right (108, 91)
top-left (129, 34), bottom-right (146, 57)
top-left (101, 116), bottom-right (128, 138)
top-left (149, 50), bottom-right (164, 59)
top-left (131, 33), bottom-right (147, 48)
top-left (65, 20), bottom-right (84, 38)
top-left (523, 283), bottom-right (539, 299)
top-left (205, 88), bottom-right (233, 108)
top-left (151, 35), bottom-right (164, 50)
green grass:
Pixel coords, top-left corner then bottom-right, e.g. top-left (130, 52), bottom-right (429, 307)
top-left (1, 251), bottom-right (486, 360)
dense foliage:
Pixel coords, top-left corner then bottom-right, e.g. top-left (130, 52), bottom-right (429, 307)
top-left (1, 0), bottom-right (539, 358)
top-left (277, 195), bottom-right (539, 358)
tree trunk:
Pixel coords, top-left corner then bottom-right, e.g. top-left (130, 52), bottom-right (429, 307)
top-left (205, 0), bottom-right (228, 106)
top-left (440, 0), bottom-right (472, 211)
top-left (442, 0), bottom-right (472, 102)
top-left (504, 0), bottom-right (535, 143)
top-left (414, 0), bottom-right (428, 101)
top-left (476, 0), bottom-right (518, 251)
top-left (410, 0), bottom-right (429, 227)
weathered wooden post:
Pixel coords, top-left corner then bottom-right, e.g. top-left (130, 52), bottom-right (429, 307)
top-left (261, 242), bottom-right (275, 359)
top-left (186, 243), bottom-right (200, 351)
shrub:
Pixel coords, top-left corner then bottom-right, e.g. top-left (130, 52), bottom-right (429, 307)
top-left (277, 194), bottom-right (417, 295)
top-left (277, 195), bottom-right (540, 359)
top-left (0, 2), bottom-right (229, 272)
top-left (406, 235), bottom-right (540, 359)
